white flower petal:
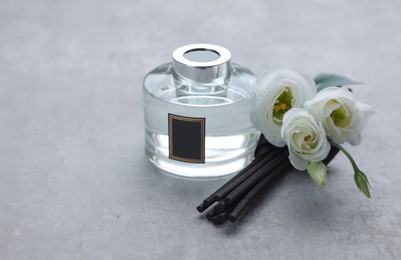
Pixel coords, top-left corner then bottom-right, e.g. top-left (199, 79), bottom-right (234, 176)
top-left (356, 100), bottom-right (375, 129)
top-left (289, 152), bottom-right (308, 171)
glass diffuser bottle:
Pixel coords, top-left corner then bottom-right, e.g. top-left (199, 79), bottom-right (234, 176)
top-left (143, 44), bottom-right (259, 178)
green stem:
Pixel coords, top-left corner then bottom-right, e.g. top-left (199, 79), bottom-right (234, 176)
top-left (328, 140), bottom-right (359, 173)
top-left (329, 140), bottom-right (371, 198)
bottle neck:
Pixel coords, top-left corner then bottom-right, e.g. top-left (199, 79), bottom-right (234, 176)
top-left (173, 71), bottom-right (230, 97)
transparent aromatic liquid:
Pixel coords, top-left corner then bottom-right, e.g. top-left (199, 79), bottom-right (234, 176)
top-left (144, 63), bottom-right (259, 178)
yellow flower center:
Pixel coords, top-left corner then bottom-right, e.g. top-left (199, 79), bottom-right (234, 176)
top-left (330, 105), bottom-right (351, 128)
top-left (273, 86), bottom-right (294, 124)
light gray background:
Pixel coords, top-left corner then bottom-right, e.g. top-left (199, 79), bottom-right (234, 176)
top-left (1, 0), bottom-right (400, 259)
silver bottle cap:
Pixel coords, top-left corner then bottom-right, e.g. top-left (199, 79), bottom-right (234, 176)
top-left (172, 44), bottom-right (231, 83)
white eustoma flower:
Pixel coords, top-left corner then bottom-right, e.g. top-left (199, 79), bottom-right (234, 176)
top-left (281, 108), bottom-right (331, 171)
top-left (304, 87), bottom-right (374, 146)
top-left (251, 70), bottom-right (317, 147)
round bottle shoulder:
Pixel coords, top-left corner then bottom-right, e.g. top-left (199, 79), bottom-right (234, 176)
top-left (143, 63), bottom-right (256, 106)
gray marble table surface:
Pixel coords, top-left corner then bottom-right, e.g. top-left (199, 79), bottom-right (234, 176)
top-left (1, 0), bottom-right (400, 259)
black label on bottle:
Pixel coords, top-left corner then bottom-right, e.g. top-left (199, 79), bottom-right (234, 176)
top-left (168, 114), bottom-right (205, 163)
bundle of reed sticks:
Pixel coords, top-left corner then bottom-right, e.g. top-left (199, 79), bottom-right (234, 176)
top-left (196, 135), bottom-right (339, 225)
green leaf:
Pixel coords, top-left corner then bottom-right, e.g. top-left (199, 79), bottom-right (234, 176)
top-left (307, 161), bottom-right (327, 188)
top-left (314, 73), bottom-right (362, 92)
top-left (354, 170), bottom-right (371, 198)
